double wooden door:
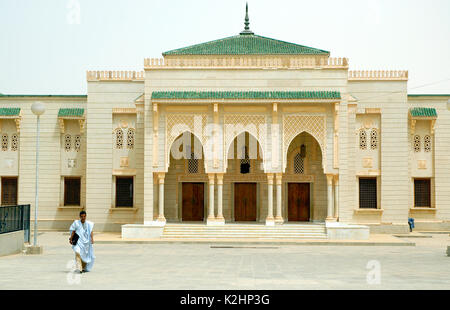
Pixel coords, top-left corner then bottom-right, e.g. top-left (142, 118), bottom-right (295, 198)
top-left (234, 183), bottom-right (257, 221)
top-left (182, 183), bottom-right (204, 221)
top-left (288, 183), bottom-right (310, 221)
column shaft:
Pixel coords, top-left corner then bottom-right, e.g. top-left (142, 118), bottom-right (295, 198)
top-left (266, 174), bottom-right (274, 225)
top-left (157, 173), bottom-right (166, 222)
top-left (275, 173), bottom-right (283, 223)
top-left (208, 174), bottom-right (215, 220)
top-left (326, 174), bottom-right (334, 221)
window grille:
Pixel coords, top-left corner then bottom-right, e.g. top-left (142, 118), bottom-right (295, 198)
top-left (424, 135), bottom-right (431, 152)
top-left (414, 179), bottom-right (431, 207)
top-left (127, 129), bottom-right (135, 149)
top-left (1, 134), bottom-right (8, 151)
top-left (359, 129), bottom-right (367, 150)
top-left (74, 135), bottom-right (81, 152)
top-left (370, 129), bottom-right (378, 150)
top-left (294, 153), bottom-right (305, 174)
top-left (115, 129), bottom-right (123, 149)
top-left (413, 135), bottom-right (421, 152)
top-left (359, 178), bottom-right (377, 209)
top-left (188, 152), bottom-right (199, 174)
top-left (240, 147), bottom-right (250, 174)
top-left (64, 134), bottom-right (72, 152)
top-left (11, 134), bottom-right (18, 151)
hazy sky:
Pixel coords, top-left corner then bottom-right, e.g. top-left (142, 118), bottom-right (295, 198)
top-left (0, 0), bottom-right (449, 95)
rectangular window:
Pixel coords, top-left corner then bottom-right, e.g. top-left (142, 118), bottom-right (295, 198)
top-left (64, 177), bottom-right (81, 206)
top-left (414, 179), bottom-right (431, 208)
top-left (1, 177), bottom-right (18, 206)
top-left (116, 177), bottom-right (133, 207)
top-left (359, 177), bottom-right (377, 209)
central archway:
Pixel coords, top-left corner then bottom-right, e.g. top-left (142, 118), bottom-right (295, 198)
top-left (225, 132), bottom-right (265, 222)
top-left (284, 132), bottom-right (327, 222)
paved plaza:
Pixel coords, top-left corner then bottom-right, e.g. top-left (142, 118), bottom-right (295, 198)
top-left (0, 232), bottom-right (449, 290)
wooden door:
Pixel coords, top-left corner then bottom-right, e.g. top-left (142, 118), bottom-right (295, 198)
top-left (234, 183), bottom-right (257, 221)
top-left (288, 183), bottom-right (310, 221)
top-left (1, 177), bottom-right (18, 206)
top-left (182, 183), bottom-right (204, 221)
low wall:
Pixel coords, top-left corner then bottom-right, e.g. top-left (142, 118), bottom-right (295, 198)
top-left (0, 231), bottom-right (24, 256)
top-left (326, 223), bottom-right (370, 240)
top-left (122, 224), bottom-right (164, 239)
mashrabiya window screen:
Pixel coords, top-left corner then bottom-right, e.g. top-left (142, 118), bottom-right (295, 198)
top-left (359, 178), bottom-right (377, 209)
top-left (115, 129), bottom-right (124, 149)
top-left (64, 134), bottom-right (72, 152)
top-left (414, 179), bottom-right (431, 207)
top-left (359, 129), bottom-right (367, 150)
top-left (413, 135), bottom-right (421, 152)
top-left (294, 153), bottom-right (305, 174)
top-left (424, 135), bottom-right (431, 152)
top-left (1, 133), bottom-right (8, 151)
top-left (370, 129), bottom-right (378, 150)
top-left (11, 134), bottom-right (18, 152)
top-left (188, 152), bottom-right (199, 174)
top-left (127, 129), bottom-right (135, 149)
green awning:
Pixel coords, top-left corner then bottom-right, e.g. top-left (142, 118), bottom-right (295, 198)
top-left (0, 108), bottom-right (20, 116)
top-left (152, 91), bottom-right (341, 100)
top-left (410, 107), bottom-right (437, 118)
top-left (58, 108), bottom-right (85, 117)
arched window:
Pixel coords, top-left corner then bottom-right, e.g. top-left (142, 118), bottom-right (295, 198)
top-left (370, 129), bottom-right (378, 150)
top-left (64, 134), bottom-right (72, 152)
top-left (74, 135), bottom-right (81, 152)
top-left (127, 128), bottom-right (135, 149)
top-left (413, 135), bottom-right (421, 152)
top-left (11, 134), bottom-right (18, 152)
top-left (424, 135), bottom-right (431, 152)
top-left (359, 129), bottom-right (367, 150)
top-left (1, 134), bottom-right (8, 151)
top-left (188, 152), bottom-right (199, 174)
top-left (115, 129), bottom-right (123, 149)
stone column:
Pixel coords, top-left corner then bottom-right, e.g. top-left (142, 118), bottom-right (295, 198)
top-left (326, 174), bottom-right (335, 222)
top-left (207, 173), bottom-right (215, 224)
top-left (216, 173), bottom-right (225, 224)
top-left (157, 173), bottom-right (166, 223)
top-left (334, 175), bottom-right (339, 220)
top-left (266, 173), bottom-right (275, 226)
top-left (275, 173), bottom-right (283, 224)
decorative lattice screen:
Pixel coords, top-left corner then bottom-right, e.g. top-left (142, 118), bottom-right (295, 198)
top-left (283, 115), bottom-right (326, 171)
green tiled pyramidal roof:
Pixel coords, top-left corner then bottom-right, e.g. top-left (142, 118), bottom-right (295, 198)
top-left (163, 34), bottom-right (329, 56)
top-left (0, 108), bottom-right (20, 116)
top-left (152, 91), bottom-right (341, 100)
top-left (410, 107), bottom-right (437, 118)
top-left (58, 108), bottom-right (85, 117)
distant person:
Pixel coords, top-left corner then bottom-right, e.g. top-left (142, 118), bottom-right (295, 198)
top-left (69, 211), bottom-right (95, 273)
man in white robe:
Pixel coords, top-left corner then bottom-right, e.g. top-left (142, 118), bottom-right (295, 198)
top-left (69, 211), bottom-right (95, 273)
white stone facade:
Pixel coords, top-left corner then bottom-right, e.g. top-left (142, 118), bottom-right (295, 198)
top-left (1, 33), bottom-right (449, 235)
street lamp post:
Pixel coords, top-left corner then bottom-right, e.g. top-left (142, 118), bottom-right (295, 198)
top-left (31, 102), bottom-right (45, 248)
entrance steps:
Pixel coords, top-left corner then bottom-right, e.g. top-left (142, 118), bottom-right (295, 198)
top-left (161, 223), bottom-right (328, 240)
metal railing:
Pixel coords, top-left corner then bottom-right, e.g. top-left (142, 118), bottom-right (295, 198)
top-left (0, 204), bottom-right (30, 243)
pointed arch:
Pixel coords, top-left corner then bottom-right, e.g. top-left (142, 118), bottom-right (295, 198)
top-left (283, 114), bottom-right (326, 172)
top-left (224, 131), bottom-right (265, 171)
top-left (166, 130), bottom-right (205, 172)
